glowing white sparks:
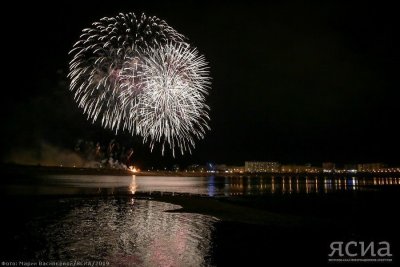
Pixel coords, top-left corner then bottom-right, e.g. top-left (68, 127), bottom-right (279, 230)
top-left (68, 12), bottom-right (211, 156)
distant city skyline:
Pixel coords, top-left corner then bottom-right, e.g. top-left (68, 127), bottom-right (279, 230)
top-left (183, 161), bottom-right (400, 174)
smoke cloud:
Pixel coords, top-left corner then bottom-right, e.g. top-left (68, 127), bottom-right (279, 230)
top-left (6, 142), bottom-right (85, 167)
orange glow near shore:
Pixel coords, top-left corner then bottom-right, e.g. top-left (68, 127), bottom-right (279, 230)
top-left (129, 166), bottom-right (140, 173)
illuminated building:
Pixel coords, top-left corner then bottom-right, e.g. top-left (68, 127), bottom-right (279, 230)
top-left (215, 164), bottom-right (228, 172)
top-left (322, 162), bottom-right (336, 172)
top-left (343, 164), bottom-right (358, 173)
top-left (280, 164), bottom-right (316, 173)
top-left (187, 164), bottom-right (207, 172)
top-left (225, 166), bottom-right (245, 173)
top-left (245, 161), bottom-right (280, 173)
top-left (213, 164), bottom-right (245, 173)
top-left (357, 163), bottom-right (386, 172)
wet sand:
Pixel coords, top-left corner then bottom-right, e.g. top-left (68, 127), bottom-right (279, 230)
top-left (147, 191), bottom-right (400, 266)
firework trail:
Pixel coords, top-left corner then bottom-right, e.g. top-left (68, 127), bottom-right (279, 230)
top-left (68, 12), bottom-right (211, 156)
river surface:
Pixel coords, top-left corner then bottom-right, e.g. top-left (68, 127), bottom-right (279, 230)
top-left (1, 174), bottom-right (400, 266)
top-left (3, 174), bottom-right (399, 196)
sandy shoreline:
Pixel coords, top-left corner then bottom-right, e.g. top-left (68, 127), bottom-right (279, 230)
top-left (146, 193), bottom-right (329, 227)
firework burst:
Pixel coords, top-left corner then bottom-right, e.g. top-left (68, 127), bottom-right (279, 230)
top-left (128, 43), bottom-right (210, 155)
top-left (68, 12), bottom-right (211, 155)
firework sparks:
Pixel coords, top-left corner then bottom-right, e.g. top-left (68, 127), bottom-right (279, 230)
top-left (130, 43), bottom-right (210, 156)
top-left (68, 12), bottom-right (211, 156)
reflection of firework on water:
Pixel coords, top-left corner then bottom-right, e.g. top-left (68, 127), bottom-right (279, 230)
top-left (68, 12), bottom-right (211, 156)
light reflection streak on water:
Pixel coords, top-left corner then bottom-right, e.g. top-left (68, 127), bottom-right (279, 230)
top-left (271, 176), bottom-right (275, 194)
top-left (31, 199), bottom-right (217, 266)
top-left (306, 177), bottom-right (309, 194)
top-left (208, 176), bottom-right (216, 197)
top-left (129, 175), bottom-right (137, 194)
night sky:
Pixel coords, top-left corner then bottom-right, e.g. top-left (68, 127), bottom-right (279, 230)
top-left (2, 1), bottom-right (398, 168)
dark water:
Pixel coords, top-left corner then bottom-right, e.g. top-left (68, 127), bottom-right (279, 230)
top-left (3, 174), bottom-right (400, 196)
top-left (1, 174), bottom-right (400, 266)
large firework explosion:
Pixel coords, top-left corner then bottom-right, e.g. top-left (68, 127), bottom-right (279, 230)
top-left (68, 12), bottom-right (210, 156)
